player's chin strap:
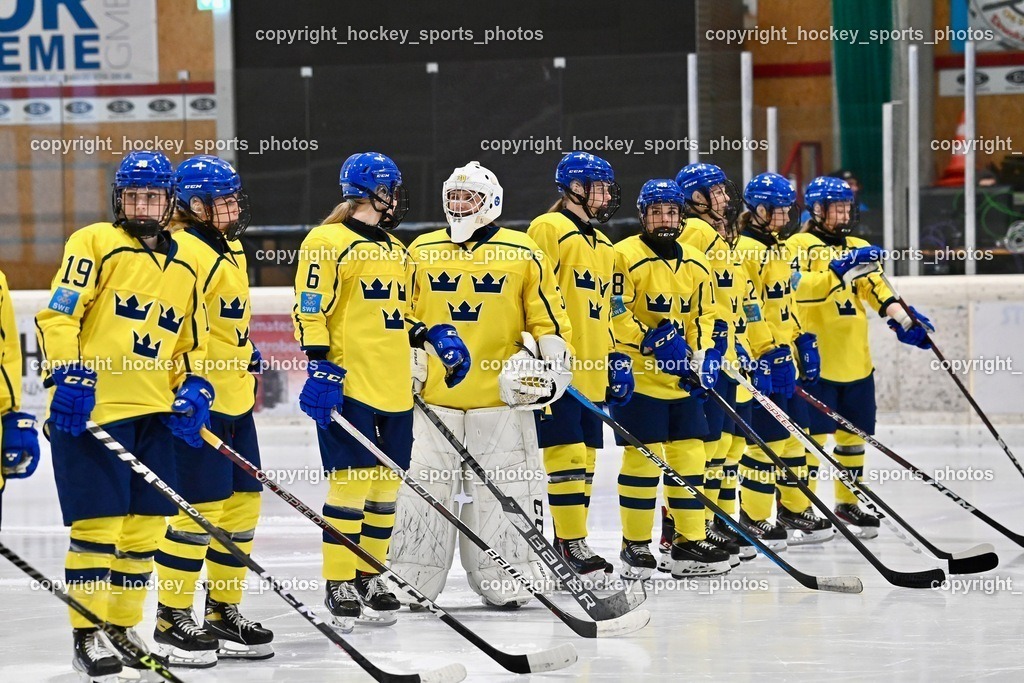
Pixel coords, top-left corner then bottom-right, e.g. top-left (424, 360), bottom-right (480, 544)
top-left (498, 332), bottom-right (572, 410)
top-left (876, 270), bottom-right (1024, 482)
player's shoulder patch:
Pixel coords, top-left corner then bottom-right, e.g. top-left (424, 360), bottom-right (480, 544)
top-left (610, 294), bottom-right (627, 318)
top-left (48, 287), bottom-right (80, 315)
top-left (299, 291), bottom-right (322, 314)
top-left (742, 302), bottom-right (763, 323)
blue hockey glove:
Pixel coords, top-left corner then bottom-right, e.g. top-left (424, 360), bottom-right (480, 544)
top-left (711, 319), bottom-right (730, 355)
top-left (49, 363), bottom-right (97, 437)
top-left (829, 245), bottom-right (884, 284)
top-left (166, 376), bottom-right (215, 448)
top-left (248, 344), bottom-right (265, 374)
top-left (605, 352), bottom-right (634, 406)
top-left (299, 360), bottom-right (345, 428)
top-left (681, 348), bottom-right (722, 400)
top-left (736, 343), bottom-right (772, 395)
top-left (425, 324), bottom-right (471, 388)
top-left (641, 321), bottom-right (691, 378)
top-left (2, 412), bottom-right (40, 479)
top-left (794, 332), bottom-right (821, 384)
top-left (761, 345), bottom-right (796, 398)
top-left (888, 306), bottom-right (934, 349)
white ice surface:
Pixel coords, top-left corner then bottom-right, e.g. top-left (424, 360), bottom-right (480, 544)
top-left (2, 422), bottom-right (1023, 682)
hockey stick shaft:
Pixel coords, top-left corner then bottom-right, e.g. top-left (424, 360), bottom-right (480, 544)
top-left (0, 541), bottom-right (185, 683)
top-left (795, 386), bottom-right (1024, 547)
top-left (330, 408), bottom-right (650, 637)
top-left (407, 396), bottom-right (649, 621)
top-left (710, 377), bottom-right (944, 588)
top-left (86, 421), bottom-right (465, 683)
top-left (878, 271), bottom-right (1023, 480)
top-left (565, 386), bottom-right (863, 594)
top-left (199, 428), bottom-right (576, 672)
top-left (730, 370), bottom-right (997, 574)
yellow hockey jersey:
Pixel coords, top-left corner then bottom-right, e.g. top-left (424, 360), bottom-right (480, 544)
top-left (787, 230), bottom-right (896, 383)
top-left (174, 228), bottom-right (256, 418)
top-left (611, 235), bottom-right (715, 400)
top-left (409, 225), bottom-right (572, 411)
top-left (680, 217), bottom-right (744, 365)
top-left (1, 269), bottom-right (23, 492)
top-left (733, 229), bottom-right (801, 359)
top-left (35, 224), bottom-right (209, 425)
top-left (293, 221), bottom-right (418, 415)
top-left (527, 211), bottom-right (615, 402)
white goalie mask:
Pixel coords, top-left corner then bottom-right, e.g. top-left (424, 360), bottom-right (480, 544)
top-left (442, 161), bottom-right (503, 243)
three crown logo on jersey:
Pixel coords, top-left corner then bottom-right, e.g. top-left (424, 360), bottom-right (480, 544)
top-left (589, 300), bottom-right (603, 320)
top-left (132, 331), bottom-right (161, 359)
top-left (115, 293), bottom-right (152, 321)
top-left (361, 278), bottom-right (392, 300)
top-left (679, 296), bottom-right (692, 314)
top-left (780, 305), bottom-right (790, 321)
top-left (448, 301), bottom-right (482, 322)
top-left (646, 293), bottom-right (672, 313)
top-left (836, 299), bottom-right (857, 316)
top-left (220, 296), bottom-right (246, 319)
top-left (236, 327), bottom-right (250, 346)
top-left (735, 318), bottom-right (747, 335)
top-left (716, 270), bottom-right (734, 289)
top-left (428, 272), bottom-right (461, 292)
top-left (157, 305), bottom-right (183, 334)
top-left (599, 278), bottom-right (610, 296)
top-left (382, 309), bottom-right (404, 330)
top-left (472, 273), bottom-right (505, 294)
top-left (766, 282), bottom-right (786, 300)
top-left (397, 283), bottom-right (407, 302)
top-left (574, 269), bottom-right (596, 290)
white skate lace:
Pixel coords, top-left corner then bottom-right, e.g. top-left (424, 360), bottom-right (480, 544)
top-left (625, 542), bottom-right (653, 561)
top-left (363, 575), bottom-right (390, 600)
top-left (171, 610), bottom-right (206, 637)
top-left (566, 539), bottom-right (598, 560)
top-left (695, 540), bottom-right (718, 552)
top-left (331, 581), bottom-right (359, 602)
top-left (85, 631), bottom-right (116, 661)
top-left (705, 523), bottom-right (731, 544)
top-left (222, 603), bottom-right (259, 630)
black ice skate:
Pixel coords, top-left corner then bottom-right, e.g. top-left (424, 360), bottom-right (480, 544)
top-left (834, 503), bottom-right (880, 539)
top-left (153, 603), bottom-right (218, 668)
top-left (777, 505), bottom-right (836, 545)
top-left (656, 508), bottom-right (674, 572)
top-left (101, 624), bottom-right (170, 675)
top-left (557, 537), bottom-right (612, 576)
top-left (325, 579), bottom-right (361, 633)
top-left (204, 596), bottom-right (274, 660)
top-left (669, 537), bottom-right (732, 578)
top-left (72, 627), bottom-right (122, 682)
top-left (737, 510), bottom-right (787, 560)
top-left (704, 519), bottom-right (741, 567)
top-left (355, 571), bottom-right (400, 626)
top-left (619, 540), bottom-right (657, 581)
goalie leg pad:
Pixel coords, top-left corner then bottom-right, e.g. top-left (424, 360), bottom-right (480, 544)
top-left (460, 406), bottom-right (549, 607)
top-left (387, 405), bottom-right (463, 603)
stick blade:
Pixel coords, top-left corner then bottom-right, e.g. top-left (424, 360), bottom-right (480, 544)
top-left (887, 567), bottom-right (946, 589)
top-left (585, 579), bottom-right (647, 620)
top-left (947, 551), bottom-right (999, 575)
top-left (951, 542), bottom-right (996, 560)
top-left (815, 575), bottom-right (864, 594)
top-left (416, 662), bottom-right (468, 683)
top-left (525, 643), bottom-right (578, 672)
top-left (594, 608), bottom-right (652, 638)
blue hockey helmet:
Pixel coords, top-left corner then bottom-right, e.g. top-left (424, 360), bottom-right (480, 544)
top-left (111, 151), bottom-right (175, 238)
top-left (554, 151), bottom-right (621, 223)
top-left (743, 173), bottom-right (799, 236)
top-left (175, 155), bottom-right (251, 240)
top-left (637, 179), bottom-right (684, 241)
top-left (804, 175), bottom-right (858, 235)
top-left (339, 152), bottom-right (409, 228)
top-left (675, 162), bottom-right (742, 233)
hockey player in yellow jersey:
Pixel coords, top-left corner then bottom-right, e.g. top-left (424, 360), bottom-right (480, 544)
top-left (789, 175), bottom-right (933, 537)
top-left (153, 156), bottom-right (273, 666)
top-left (660, 162), bottom-right (746, 568)
top-left (526, 152), bottom-right (630, 577)
top-left (611, 179), bottom-right (728, 580)
top-left (35, 151), bottom-right (212, 681)
top-left (389, 161), bottom-right (573, 608)
top-left (293, 152), bottom-right (471, 628)
top-left (732, 172), bottom-right (833, 551)
top-left (0, 269), bottom-right (40, 531)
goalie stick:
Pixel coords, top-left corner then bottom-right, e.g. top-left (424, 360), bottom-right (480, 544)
top-left (710, 375), bottom-right (946, 589)
top-left (200, 428), bottom-right (577, 673)
top-left (0, 541), bottom-right (184, 683)
top-left (85, 420), bottom-right (466, 683)
top-left (728, 369), bottom-right (998, 575)
top-left (566, 386), bottom-right (863, 594)
top-left (878, 270), bottom-right (1023, 482)
top-left (795, 385), bottom-right (1024, 548)
top-left (332, 407), bottom-right (651, 637)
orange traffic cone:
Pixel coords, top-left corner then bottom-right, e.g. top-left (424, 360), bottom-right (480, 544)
top-left (936, 111), bottom-right (966, 187)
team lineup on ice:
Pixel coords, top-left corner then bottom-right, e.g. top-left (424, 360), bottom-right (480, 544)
top-left (0, 149), bottom-right (1021, 682)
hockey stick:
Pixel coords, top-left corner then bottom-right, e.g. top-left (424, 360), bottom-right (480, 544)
top-left (0, 541), bottom-right (185, 683)
top-left (795, 385), bottom-right (1024, 548)
top-left (200, 428), bottom-right (577, 673)
top-left (711, 375), bottom-right (946, 589)
top-left (331, 408), bottom-right (650, 638)
top-left (407, 396), bottom-right (650, 622)
top-left (565, 386), bottom-right (863, 594)
top-left (85, 421), bottom-right (466, 683)
top-left (878, 271), bottom-right (1023, 481)
top-left (729, 370), bottom-right (998, 575)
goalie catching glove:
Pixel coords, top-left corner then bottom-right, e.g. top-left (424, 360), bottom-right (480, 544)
top-left (498, 332), bottom-right (572, 409)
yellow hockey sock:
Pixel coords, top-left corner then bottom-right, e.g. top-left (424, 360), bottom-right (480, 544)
top-left (719, 434), bottom-right (744, 517)
top-left (777, 435), bottom-right (811, 513)
top-left (543, 443), bottom-right (588, 540)
top-left (618, 444), bottom-right (662, 543)
top-left (109, 514), bottom-right (165, 626)
top-left (834, 431), bottom-right (866, 505)
top-left (66, 517), bottom-right (122, 629)
top-left (207, 491), bottom-right (262, 604)
top-left (702, 436), bottom-right (729, 519)
top-left (740, 440), bottom-right (782, 521)
top-left (323, 468), bottom-right (373, 581)
top-left (157, 501), bottom-right (224, 609)
top-left (664, 439), bottom-right (707, 541)
top-left (355, 467), bottom-right (401, 574)
top-left (805, 433), bottom-right (829, 495)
